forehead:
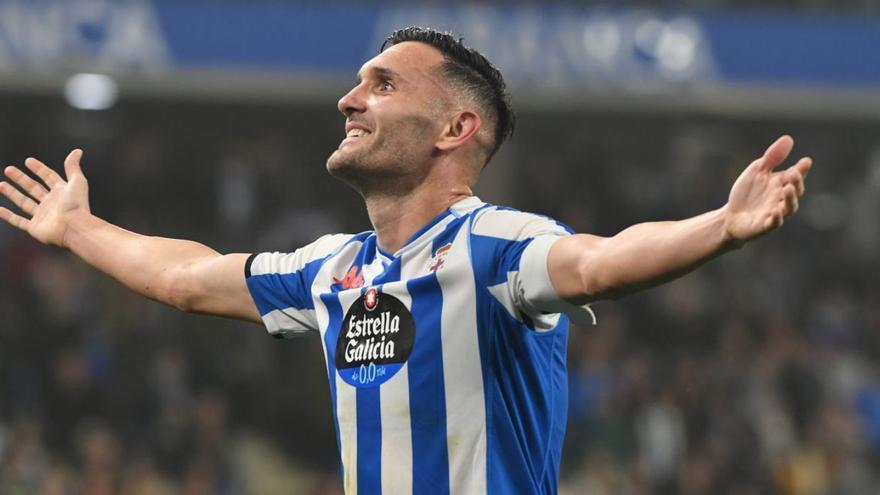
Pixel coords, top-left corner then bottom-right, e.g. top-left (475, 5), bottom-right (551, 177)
top-left (358, 41), bottom-right (445, 80)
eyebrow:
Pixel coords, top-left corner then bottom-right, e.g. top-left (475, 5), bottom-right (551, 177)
top-left (356, 66), bottom-right (401, 83)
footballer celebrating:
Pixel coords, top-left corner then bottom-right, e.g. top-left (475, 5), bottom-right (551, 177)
top-left (0, 27), bottom-right (810, 494)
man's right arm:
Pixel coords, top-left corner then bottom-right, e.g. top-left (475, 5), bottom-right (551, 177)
top-left (0, 149), bottom-right (261, 323)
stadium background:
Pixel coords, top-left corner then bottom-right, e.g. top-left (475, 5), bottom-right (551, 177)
top-left (1, 1), bottom-right (879, 494)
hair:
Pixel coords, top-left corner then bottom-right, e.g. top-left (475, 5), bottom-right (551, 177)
top-left (381, 26), bottom-right (515, 166)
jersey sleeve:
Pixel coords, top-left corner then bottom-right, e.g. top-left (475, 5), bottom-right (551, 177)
top-left (471, 208), bottom-right (596, 330)
top-left (245, 233), bottom-right (351, 338)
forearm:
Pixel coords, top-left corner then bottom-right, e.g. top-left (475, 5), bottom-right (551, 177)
top-left (555, 207), bottom-right (739, 303)
top-left (64, 210), bottom-right (220, 309)
top-left (603, 207), bottom-right (737, 295)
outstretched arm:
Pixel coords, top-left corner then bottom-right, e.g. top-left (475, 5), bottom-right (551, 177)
top-left (0, 150), bottom-right (260, 322)
top-left (548, 135), bottom-right (812, 304)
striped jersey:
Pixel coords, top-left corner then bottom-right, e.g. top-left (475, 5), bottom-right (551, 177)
top-left (245, 196), bottom-right (594, 494)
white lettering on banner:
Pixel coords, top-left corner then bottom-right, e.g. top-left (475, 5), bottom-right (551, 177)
top-left (372, 6), bottom-right (717, 88)
top-left (0, 0), bottom-right (169, 72)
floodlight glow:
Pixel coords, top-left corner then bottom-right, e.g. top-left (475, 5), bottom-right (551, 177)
top-left (64, 73), bottom-right (119, 110)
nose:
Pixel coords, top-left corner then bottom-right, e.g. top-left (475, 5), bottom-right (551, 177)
top-left (337, 83), bottom-right (366, 117)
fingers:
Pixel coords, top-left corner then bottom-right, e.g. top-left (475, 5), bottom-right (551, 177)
top-left (787, 168), bottom-right (805, 196)
top-left (782, 183), bottom-right (799, 215)
top-left (780, 156), bottom-right (811, 198)
top-left (763, 209), bottom-right (784, 230)
top-left (0, 181), bottom-right (38, 216)
top-left (64, 149), bottom-right (84, 179)
top-left (760, 135), bottom-right (795, 172)
top-left (24, 157), bottom-right (64, 188)
top-left (4, 165), bottom-right (48, 201)
top-left (792, 156), bottom-right (812, 180)
top-left (0, 205), bottom-right (30, 232)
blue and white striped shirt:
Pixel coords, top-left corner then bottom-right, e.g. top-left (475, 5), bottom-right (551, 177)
top-left (245, 196), bottom-right (594, 494)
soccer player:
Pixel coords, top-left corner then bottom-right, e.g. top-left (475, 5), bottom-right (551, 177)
top-left (0, 27), bottom-right (809, 494)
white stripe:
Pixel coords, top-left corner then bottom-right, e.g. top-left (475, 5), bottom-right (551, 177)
top-left (361, 251), bottom-right (387, 286)
top-left (312, 241), bottom-right (362, 338)
top-left (310, 242), bottom-right (362, 493)
top-left (438, 225), bottom-right (487, 494)
top-left (250, 233), bottom-right (352, 275)
top-left (393, 215), bottom-right (457, 257)
top-left (336, 287), bottom-right (364, 495)
top-left (262, 308), bottom-right (317, 336)
top-left (470, 208), bottom-right (568, 240)
top-left (519, 236), bottom-right (597, 326)
top-left (337, 372), bottom-right (358, 494)
top-left (449, 196), bottom-right (484, 217)
top-left (488, 279), bottom-right (561, 332)
top-left (379, 360), bottom-right (413, 494)
top-left (377, 252), bottom-right (421, 494)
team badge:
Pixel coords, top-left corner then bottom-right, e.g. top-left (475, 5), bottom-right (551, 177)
top-left (428, 243), bottom-right (453, 273)
top-left (336, 289), bottom-right (415, 388)
top-left (364, 287), bottom-right (378, 311)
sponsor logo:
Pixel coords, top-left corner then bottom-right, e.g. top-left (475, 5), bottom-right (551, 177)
top-left (335, 289), bottom-right (415, 388)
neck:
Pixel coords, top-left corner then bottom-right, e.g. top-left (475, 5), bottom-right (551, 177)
top-left (365, 181), bottom-right (473, 253)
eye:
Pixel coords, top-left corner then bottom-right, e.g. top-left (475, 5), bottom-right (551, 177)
top-left (379, 80), bottom-right (394, 92)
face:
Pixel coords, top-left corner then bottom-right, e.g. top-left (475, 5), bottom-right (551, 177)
top-left (327, 42), bottom-right (452, 190)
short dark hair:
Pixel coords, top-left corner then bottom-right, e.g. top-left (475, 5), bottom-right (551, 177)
top-left (381, 26), bottom-right (515, 165)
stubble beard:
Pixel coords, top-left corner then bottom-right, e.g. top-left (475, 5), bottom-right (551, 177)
top-left (326, 118), bottom-right (435, 197)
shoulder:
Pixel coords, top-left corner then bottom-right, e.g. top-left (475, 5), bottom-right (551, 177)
top-left (248, 232), bottom-right (365, 276)
top-left (469, 204), bottom-right (574, 241)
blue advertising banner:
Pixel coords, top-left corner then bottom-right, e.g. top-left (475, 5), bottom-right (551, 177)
top-left (0, 1), bottom-right (877, 89)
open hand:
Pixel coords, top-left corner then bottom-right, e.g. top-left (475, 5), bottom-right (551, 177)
top-left (724, 135), bottom-right (811, 245)
top-left (0, 149), bottom-right (90, 248)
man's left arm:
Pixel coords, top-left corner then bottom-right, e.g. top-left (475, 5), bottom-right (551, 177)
top-left (547, 135), bottom-right (812, 305)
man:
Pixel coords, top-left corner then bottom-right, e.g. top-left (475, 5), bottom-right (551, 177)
top-left (0, 27), bottom-right (809, 494)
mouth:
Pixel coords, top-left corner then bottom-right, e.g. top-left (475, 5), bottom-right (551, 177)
top-left (340, 123), bottom-right (373, 148)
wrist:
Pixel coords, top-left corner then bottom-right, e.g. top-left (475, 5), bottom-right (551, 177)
top-left (718, 204), bottom-right (746, 251)
top-left (62, 209), bottom-right (98, 250)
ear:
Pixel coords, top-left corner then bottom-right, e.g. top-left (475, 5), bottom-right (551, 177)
top-left (436, 110), bottom-right (482, 152)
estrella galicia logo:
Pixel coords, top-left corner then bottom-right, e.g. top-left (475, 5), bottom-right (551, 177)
top-left (335, 288), bottom-right (415, 388)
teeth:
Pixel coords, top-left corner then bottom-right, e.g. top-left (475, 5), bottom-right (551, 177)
top-left (347, 128), bottom-right (369, 138)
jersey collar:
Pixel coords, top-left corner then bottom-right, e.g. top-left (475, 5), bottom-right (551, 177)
top-left (375, 196), bottom-right (485, 261)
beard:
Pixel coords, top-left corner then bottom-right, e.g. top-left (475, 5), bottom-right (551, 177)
top-left (326, 115), bottom-right (436, 195)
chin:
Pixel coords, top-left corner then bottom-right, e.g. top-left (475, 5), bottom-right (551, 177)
top-left (326, 149), bottom-right (367, 185)
top-left (327, 149), bottom-right (352, 173)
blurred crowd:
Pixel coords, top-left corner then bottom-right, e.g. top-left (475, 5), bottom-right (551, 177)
top-left (0, 97), bottom-right (878, 494)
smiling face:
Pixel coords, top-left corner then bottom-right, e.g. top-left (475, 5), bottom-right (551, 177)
top-left (326, 42), bottom-right (452, 193)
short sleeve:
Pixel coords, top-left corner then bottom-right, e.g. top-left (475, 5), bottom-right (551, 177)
top-left (517, 235), bottom-right (597, 326)
top-left (245, 233), bottom-right (351, 337)
top-left (471, 207), bottom-right (595, 331)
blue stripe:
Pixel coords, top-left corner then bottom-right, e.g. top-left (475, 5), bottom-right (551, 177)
top-left (321, 291), bottom-right (345, 476)
top-left (247, 256), bottom-right (325, 315)
top-left (469, 210), bottom-right (571, 493)
top-left (356, 388), bottom-right (382, 494)
top-left (474, 288), bottom-right (570, 494)
top-left (469, 235), bottom-right (533, 287)
top-left (358, 235), bottom-right (379, 266)
top-left (432, 217), bottom-right (467, 254)
top-left (351, 250), bottom-right (403, 494)
top-left (407, 273), bottom-right (450, 494)
top-left (467, 214), bottom-right (496, 492)
top-left (372, 256), bottom-right (401, 286)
